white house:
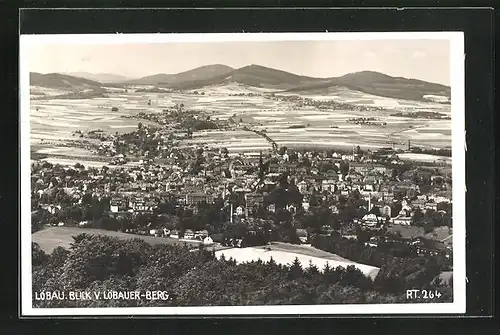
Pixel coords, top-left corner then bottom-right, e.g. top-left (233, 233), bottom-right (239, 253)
top-left (236, 206), bottom-right (245, 216)
top-left (321, 179), bottom-right (336, 192)
top-left (170, 230), bottom-right (179, 239)
top-left (364, 184), bottom-right (375, 192)
top-left (391, 210), bottom-right (412, 225)
top-left (381, 205), bottom-right (392, 218)
top-left (329, 205), bottom-right (339, 214)
top-left (184, 229), bottom-right (195, 239)
top-left (296, 229), bottom-right (308, 243)
top-left (401, 199), bottom-right (412, 211)
top-left (362, 213), bottom-right (378, 227)
top-left (78, 220), bottom-right (89, 227)
top-left (267, 204), bottom-right (276, 213)
top-left (297, 181), bottom-right (308, 194)
top-left (342, 155), bottom-right (356, 161)
top-left (424, 202), bottom-right (438, 211)
top-left (286, 204), bottom-right (296, 214)
top-left (392, 216), bottom-right (412, 225)
top-left (365, 236), bottom-right (379, 248)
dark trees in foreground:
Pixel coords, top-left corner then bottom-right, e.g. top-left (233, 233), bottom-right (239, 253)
top-left (32, 234), bottom-right (452, 307)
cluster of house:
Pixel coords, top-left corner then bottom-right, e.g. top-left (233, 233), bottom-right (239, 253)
top-left (266, 94), bottom-right (385, 112)
top-left (32, 139), bottom-right (452, 265)
top-left (32, 144), bottom-right (451, 225)
top-left (144, 228), bottom-right (214, 245)
top-left (356, 195), bottom-right (449, 228)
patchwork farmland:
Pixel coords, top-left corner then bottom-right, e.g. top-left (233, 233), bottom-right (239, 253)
top-left (30, 83), bottom-right (452, 165)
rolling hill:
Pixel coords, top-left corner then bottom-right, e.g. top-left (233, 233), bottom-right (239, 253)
top-left (224, 64), bottom-right (327, 89)
top-left (132, 65), bottom-right (450, 101)
top-left (128, 64), bottom-right (233, 86)
top-left (30, 72), bottom-right (103, 91)
top-left (31, 65), bottom-right (451, 102)
top-left (125, 73), bottom-right (174, 86)
top-left (285, 71), bottom-right (451, 102)
top-left (166, 64), bottom-right (329, 90)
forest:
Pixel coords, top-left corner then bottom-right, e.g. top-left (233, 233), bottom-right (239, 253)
top-left (32, 234), bottom-right (452, 307)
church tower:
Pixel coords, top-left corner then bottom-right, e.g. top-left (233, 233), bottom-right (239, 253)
top-left (258, 150), bottom-right (264, 180)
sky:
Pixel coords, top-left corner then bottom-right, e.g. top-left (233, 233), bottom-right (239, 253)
top-left (27, 39), bottom-right (451, 86)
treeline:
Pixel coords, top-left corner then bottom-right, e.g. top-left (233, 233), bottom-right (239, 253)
top-left (390, 111), bottom-right (451, 119)
top-left (409, 147), bottom-right (452, 158)
top-left (32, 234), bottom-right (452, 307)
top-left (181, 117), bottom-right (219, 131)
top-left (45, 89), bottom-right (108, 100)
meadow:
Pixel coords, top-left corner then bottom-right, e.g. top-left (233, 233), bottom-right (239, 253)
top-left (215, 244), bottom-right (381, 280)
top-left (32, 226), bottom-right (207, 254)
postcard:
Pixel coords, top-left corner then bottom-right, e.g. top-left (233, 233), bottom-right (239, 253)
top-left (20, 32), bottom-right (465, 315)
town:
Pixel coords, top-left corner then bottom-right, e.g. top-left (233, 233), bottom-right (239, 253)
top-left (23, 31), bottom-right (468, 310)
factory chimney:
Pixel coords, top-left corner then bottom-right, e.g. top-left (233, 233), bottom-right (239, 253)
top-left (230, 203), bottom-right (233, 223)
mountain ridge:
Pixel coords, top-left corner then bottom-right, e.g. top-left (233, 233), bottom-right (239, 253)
top-left (126, 64), bottom-right (234, 85)
top-left (30, 72), bottom-right (103, 90)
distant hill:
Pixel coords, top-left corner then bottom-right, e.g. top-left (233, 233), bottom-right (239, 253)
top-left (30, 72), bottom-right (103, 91)
top-left (126, 73), bottom-right (174, 85)
top-left (128, 64), bottom-right (233, 86)
top-left (168, 64), bottom-right (328, 90)
top-left (64, 72), bottom-right (130, 83)
top-left (285, 71), bottom-right (451, 102)
top-left (226, 64), bottom-right (327, 89)
top-left (32, 65), bottom-right (451, 102)
top-left (133, 65), bottom-right (450, 101)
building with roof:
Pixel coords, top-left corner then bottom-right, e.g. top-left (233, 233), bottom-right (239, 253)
top-left (186, 192), bottom-right (215, 205)
top-left (361, 213), bottom-right (378, 227)
top-left (245, 193), bottom-right (264, 208)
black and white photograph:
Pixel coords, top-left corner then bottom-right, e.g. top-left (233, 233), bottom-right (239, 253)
top-left (20, 32), bottom-right (465, 315)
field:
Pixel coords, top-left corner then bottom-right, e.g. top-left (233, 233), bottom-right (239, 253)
top-left (30, 83), bottom-right (452, 161)
top-left (256, 242), bottom-right (364, 261)
top-left (33, 157), bottom-right (142, 169)
top-left (397, 153), bottom-right (452, 165)
top-left (32, 226), bottom-right (206, 254)
top-left (215, 244), bottom-right (380, 280)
